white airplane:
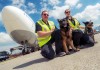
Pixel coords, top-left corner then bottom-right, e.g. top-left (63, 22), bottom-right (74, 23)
top-left (1, 6), bottom-right (38, 48)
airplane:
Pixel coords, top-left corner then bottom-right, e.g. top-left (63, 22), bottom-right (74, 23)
top-left (2, 6), bottom-right (39, 53)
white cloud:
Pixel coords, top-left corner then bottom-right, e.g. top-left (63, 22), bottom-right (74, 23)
top-left (40, 0), bottom-right (60, 13)
top-left (12, 0), bottom-right (25, 4)
top-left (40, 0), bottom-right (48, 12)
top-left (74, 3), bottom-right (100, 21)
top-left (76, 3), bottom-right (83, 9)
top-left (12, 0), bottom-right (25, 8)
top-left (0, 32), bottom-right (19, 51)
top-left (49, 5), bottom-right (70, 19)
top-left (11, 0), bottom-right (37, 14)
top-left (65, 0), bottom-right (79, 7)
top-left (25, 2), bottom-right (37, 14)
top-left (74, 3), bottom-right (100, 27)
top-left (48, 0), bottom-right (60, 6)
top-left (28, 2), bottom-right (35, 8)
top-left (40, 0), bottom-right (81, 19)
top-left (0, 32), bottom-right (16, 44)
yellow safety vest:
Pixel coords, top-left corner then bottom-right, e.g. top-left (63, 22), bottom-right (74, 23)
top-left (68, 18), bottom-right (80, 30)
top-left (37, 19), bottom-right (55, 47)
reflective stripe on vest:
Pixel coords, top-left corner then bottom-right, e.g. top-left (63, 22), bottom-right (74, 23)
top-left (68, 18), bottom-right (80, 30)
top-left (37, 19), bottom-right (55, 47)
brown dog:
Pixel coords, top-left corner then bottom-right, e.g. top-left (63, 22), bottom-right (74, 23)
top-left (58, 18), bottom-right (77, 54)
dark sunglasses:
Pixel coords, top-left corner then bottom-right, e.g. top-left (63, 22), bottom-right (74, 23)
top-left (65, 11), bottom-right (70, 13)
top-left (42, 14), bottom-right (49, 16)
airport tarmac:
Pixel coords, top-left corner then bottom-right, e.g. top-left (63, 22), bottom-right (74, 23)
top-left (0, 34), bottom-right (100, 70)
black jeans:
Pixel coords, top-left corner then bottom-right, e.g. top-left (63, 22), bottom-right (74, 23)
top-left (41, 29), bottom-right (63, 59)
top-left (80, 34), bottom-right (94, 46)
top-left (72, 29), bottom-right (83, 47)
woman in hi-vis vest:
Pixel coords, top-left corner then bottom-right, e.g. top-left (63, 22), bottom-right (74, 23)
top-left (64, 9), bottom-right (84, 51)
top-left (36, 10), bottom-right (67, 59)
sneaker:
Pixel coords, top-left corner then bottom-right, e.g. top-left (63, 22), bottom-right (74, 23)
top-left (56, 52), bottom-right (66, 57)
top-left (66, 52), bottom-right (70, 55)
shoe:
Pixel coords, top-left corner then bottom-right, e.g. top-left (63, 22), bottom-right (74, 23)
top-left (56, 52), bottom-right (66, 57)
top-left (66, 52), bottom-right (70, 55)
top-left (72, 49), bottom-right (78, 52)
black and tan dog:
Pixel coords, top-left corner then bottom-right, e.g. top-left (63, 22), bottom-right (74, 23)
top-left (83, 21), bottom-right (95, 42)
top-left (58, 18), bottom-right (77, 54)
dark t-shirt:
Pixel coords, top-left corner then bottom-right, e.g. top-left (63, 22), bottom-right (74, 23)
top-left (35, 22), bottom-right (42, 32)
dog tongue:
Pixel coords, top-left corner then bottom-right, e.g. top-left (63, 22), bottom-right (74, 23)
top-left (64, 25), bottom-right (67, 27)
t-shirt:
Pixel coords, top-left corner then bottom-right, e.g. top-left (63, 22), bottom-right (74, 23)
top-left (35, 23), bottom-right (42, 32)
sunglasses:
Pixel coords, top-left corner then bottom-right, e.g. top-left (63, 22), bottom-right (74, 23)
top-left (65, 11), bottom-right (70, 13)
top-left (42, 14), bottom-right (49, 16)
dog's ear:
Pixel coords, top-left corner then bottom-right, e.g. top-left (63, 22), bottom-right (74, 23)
top-left (57, 19), bottom-right (61, 22)
top-left (83, 22), bottom-right (86, 26)
top-left (57, 19), bottom-right (62, 24)
top-left (57, 19), bottom-right (59, 22)
top-left (89, 20), bottom-right (93, 24)
top-left (83, 22), bottom-right (85, 24)
top-left (91, 22), bottom-right (93, 24)
top-left (83, 21), bottom-right (89, 26)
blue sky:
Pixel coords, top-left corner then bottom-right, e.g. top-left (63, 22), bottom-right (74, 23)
top-left (0, 0), bottom-right (100, 51)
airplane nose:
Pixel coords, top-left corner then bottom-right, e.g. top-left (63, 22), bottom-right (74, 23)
top-left (2, 6), bottom-right (37, 46)
top-left (2, 6), bottom-right (11, 14)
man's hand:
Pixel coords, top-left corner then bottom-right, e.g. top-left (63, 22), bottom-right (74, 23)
top-left (51, 26), bottom-right (55, 32)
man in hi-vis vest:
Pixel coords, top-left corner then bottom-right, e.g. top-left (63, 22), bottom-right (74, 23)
top-left (36, 10), bottom-right (66, 59)
top-left (64, 9), bottom-right (84, 51)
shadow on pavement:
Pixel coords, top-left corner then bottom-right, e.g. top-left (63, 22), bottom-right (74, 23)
top-left (13, 58), bottom-right (48, 69)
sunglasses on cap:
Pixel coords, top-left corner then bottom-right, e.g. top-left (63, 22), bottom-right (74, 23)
top-left (42, 13), bottom-right (49, 16)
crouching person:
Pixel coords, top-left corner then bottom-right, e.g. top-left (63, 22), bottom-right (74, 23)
top-left (36, 10), bottom-right (65, 59)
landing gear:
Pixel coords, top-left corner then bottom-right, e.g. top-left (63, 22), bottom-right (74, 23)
top-left (21, 40), bottom-right (31, 55)
top-left (20, 40), bottom-right (40, 55)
